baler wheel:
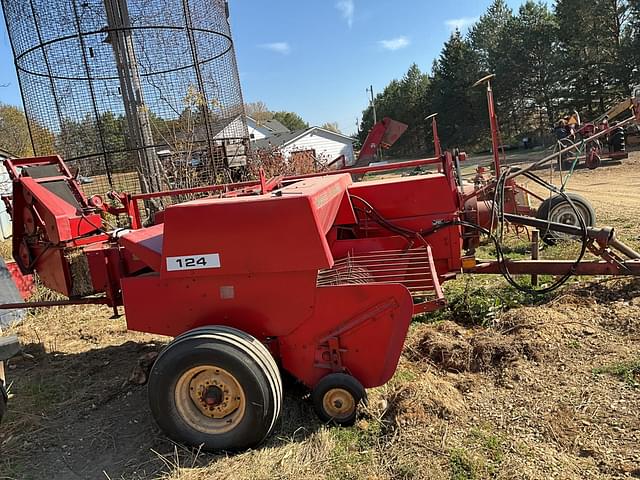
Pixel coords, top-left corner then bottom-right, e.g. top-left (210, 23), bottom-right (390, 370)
top-left (311, 373), bottom-right (365, 426)
top-left (536, 193), bottom-right (596, 246)
top-left (169, 325), bottom-right (283, 428)
top-left (148, 326), bottom-right (282, 451)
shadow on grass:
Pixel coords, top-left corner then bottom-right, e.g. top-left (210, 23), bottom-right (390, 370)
top-left (1, 341), bottom-right (321, 480)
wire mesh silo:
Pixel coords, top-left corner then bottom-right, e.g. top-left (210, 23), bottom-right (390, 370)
top-left (1, 0), bottom-right (249, 201)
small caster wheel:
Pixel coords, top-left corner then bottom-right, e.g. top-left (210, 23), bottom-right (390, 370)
top-left (311, 373), bottom-right (365, 426)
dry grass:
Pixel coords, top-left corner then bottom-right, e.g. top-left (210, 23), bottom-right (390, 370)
top-left (0, 239), bottom-right (11, 260)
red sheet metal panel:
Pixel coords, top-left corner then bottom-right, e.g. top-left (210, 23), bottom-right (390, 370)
top-left (346, 175), bottom-right (463, 273)
top-left (160, 174), bottom-right (352, 278)
top-left (279, 283), bottom-right (414, 388)
top-left (118, 224), bottom-right (164, 272)
top-left (121, 270), bottom-right (318, 338)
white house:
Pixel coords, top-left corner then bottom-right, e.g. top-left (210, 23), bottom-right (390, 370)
top-left (246, 117), bottom-right (290, 141)
top-left (254, 127), bottom-right (355, 167)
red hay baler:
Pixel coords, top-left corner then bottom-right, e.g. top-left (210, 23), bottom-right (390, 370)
top-left (2, 148), bottom-right (640, 450)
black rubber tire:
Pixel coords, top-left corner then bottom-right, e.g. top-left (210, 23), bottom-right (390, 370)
top-left (169, 325), bottom-right (283, 433)
top-left (311, 373), bottom-right (365, 426)
top-left (148, 326), bottom-right (282, 451)
top-left (610, 128), bottom-right (625, 152)
top-left (536, 193), bottom-right (596, 245)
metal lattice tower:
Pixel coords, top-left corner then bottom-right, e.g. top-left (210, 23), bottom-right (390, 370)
top-left (1, 0), bottom-right (249, 198)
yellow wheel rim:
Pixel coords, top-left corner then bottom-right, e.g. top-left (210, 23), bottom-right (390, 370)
top-left (322, 388), bottom-right (356, 420)
top-left (175, 366), bottom-right (246, 435)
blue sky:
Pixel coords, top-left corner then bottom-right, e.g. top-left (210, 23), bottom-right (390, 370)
top-left (0, 0), bottom-right (526, 135)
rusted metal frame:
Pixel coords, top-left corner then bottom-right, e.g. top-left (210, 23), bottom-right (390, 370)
top-left (503, 213), bottom-right (612, 242)
top-left (413, 298), bottom-right (447, 315)
top-left (530, 230), bottom-right (539, 286)
top-left (469, 259), bottom-right (640, 276)
top-left (606, 151), bottom-right (628, 160)
top-left (425, 244), bottom-right (444, 301)
top-left (486, 80), bottom-right (502, 173)
top-left (0, 297), bottom-right (111, 310)
top-left (289, 156), bottom-right (442, 181)
top-left (609, 237), bottom-right (640, 260)
top-left (402, 241), bottom-right (445, 312)
top-left (431, 115), bottom-right (442, 159)
top-left (467, 211), bottom-right (640, 276)
top-left (102, 250), bottom-right (121, 317)
top-left (514, 183), bottom-right (545, 203)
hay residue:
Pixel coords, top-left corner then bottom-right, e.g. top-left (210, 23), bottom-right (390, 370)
top-left (380, 372), bottom-right (465, 428)
top-left (65, 248), bottom-right (95, 297)
top-left (407, 321), bottom-right (544, 373)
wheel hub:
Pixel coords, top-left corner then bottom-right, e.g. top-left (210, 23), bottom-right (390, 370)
top-left (175, 365), bottom-right (246, 434)
top-left (549, 203), bottom-right (589, 240)
top-left (203, 385), bottom-right (224, 406)
top-left (323, 388), bottom-right (355, 420)
top-left (188, 368), bottom-right (243, 419)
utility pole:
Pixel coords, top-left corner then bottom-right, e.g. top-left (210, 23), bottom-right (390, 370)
top-left (366, 85), bottom-right (377, 124)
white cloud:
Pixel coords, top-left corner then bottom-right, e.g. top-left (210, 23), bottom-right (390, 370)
top-left (259, 42), bottom-right (291, 55)
top-left (336, 0), bottom-right (355, 28)
top-left (378, 36), bottom-right (410, 51)
top-left (444, 17), bottom-right (479, 32)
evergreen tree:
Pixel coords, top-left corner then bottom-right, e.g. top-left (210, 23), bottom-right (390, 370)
top-left (431, 32), bottom-right (485, 148)
top-left (554, 0), bottom-right (633, 115)
top-left (469, 0), bottom-right (514, 71)
top-left (495, 2), bottom-right (561, 133)
top-left (272, 111), bottom-right (308, 131)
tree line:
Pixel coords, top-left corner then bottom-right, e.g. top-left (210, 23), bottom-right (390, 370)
top-left (358, 0), bottom-right (640, 157)
top-left (245, 101), bottom-right (342, 133)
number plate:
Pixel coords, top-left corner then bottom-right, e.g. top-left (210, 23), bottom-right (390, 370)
top-left (166, 254), bottom-right (221, 271)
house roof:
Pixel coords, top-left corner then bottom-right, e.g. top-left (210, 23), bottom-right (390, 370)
top-left (253, 126), bottom-right (354, 150)
top-left (262, 119), bottom-right (290, 134)
top-left (246, 116), bottom-right (290, 134)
